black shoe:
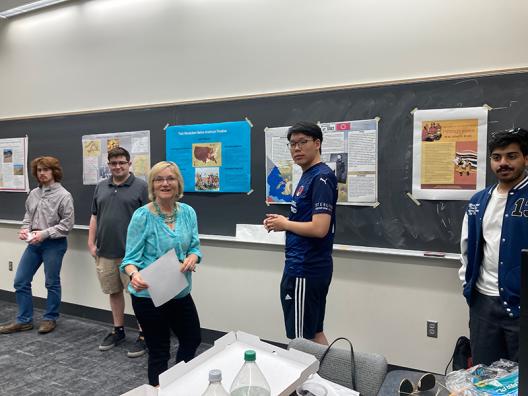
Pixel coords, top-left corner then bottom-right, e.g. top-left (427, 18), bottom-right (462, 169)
top-left (99, 330), bottom-right (125, 351)
top-left (127, 336), bottom-right (147, 358)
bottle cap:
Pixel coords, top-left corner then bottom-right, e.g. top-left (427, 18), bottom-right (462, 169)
top-left (244, 350), bottom-right (256, 362)
top-left (209, 369), bottom-right (222, 382)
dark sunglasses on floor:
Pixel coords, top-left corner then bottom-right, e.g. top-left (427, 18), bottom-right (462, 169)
top-left (399, 373), bottom-right (436, 395)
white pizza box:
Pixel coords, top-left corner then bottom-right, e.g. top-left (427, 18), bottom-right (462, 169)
top-left (122, 385), bottom-right (158, 396)
top-left (121, 330), bottom-right (319, 396)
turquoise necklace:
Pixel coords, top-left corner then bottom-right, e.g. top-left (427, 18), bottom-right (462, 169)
top-left (153, 201), bottom-right (177, 225)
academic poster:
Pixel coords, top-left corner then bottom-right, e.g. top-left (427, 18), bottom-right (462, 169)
top-left (82, 130), bottom-right (151, 185)
top-left (0, 136), bottom-right (29, 192)
top-left (412, 107), bottom-right (488, 200)
top-left (165, 120), bottom-right (251, 193)
top-left (265, 119), bottom-right (379, 206)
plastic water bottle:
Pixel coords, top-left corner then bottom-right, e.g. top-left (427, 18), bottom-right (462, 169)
top-left (229, 350), bottom-right (271, 396)
top-left (202, 369), bottom-right (230, 396)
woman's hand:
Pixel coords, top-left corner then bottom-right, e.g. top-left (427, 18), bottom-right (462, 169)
top-left (180, 253), bottom-right (198, 272)
top-left (130, 271), bottom-right (149, 291)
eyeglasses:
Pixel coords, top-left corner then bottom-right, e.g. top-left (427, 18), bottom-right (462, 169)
top-left (286, 139), bottom-right (314, 150)
top-left (108, 161), bottom-right (129, 167)
top-left (399, 373), bottom-right (436, 396)
top-left (153, 176), bottom-right (177, 184)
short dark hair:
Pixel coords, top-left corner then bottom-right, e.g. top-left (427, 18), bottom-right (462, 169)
top-left (108, 146), bottom-right (130, 162)
top-left (287, 121), bottom-right (323, 153)
top-left (287, 121), bottom-right (323, 142)
top-left (488, 128), bottom-right (528, 156)
top-left (31, 156), bottom-right (63, 183)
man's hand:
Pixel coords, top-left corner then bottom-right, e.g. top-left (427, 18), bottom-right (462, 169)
top-left (265, 213), bottom-right (331, 238)
top-left (18, 229), bottom-right (29, 241)
top-left (28, 231), bottom-right (44, 245)
top-left (88, 243), bottom-right (97, 258)
top-left (263, 214), bottom-right (289, 232)
top-left (181, 254), bottom-right (198, 272)
top-left (88, 215), bottom-right (98, 258)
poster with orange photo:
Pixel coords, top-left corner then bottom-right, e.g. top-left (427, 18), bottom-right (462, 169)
top-left (412, 107), bottom-right (488, 200)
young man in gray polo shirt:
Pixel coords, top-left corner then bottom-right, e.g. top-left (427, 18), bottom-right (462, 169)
top-left (88, 147), bottom-right (148, 357)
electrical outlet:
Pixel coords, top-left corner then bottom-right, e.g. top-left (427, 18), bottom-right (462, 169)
top-left (8, 261), bottom-right (13, 271)
top-left (427, 320), bottom-right (438, 338)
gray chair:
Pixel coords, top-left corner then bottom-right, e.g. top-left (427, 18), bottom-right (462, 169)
top-left (288, 338), bottom-right (388, 396)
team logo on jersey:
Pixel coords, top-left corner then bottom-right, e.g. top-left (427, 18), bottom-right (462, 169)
top-left (296, 186), bottom-right (304, 196)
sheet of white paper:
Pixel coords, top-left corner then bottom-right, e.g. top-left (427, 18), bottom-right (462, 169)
top-left (139, 249), bottom-right (189, 307)
top-left (236, 224), bottom-right (285, 245)
top-left (25, 232), bottom-right (35, 243)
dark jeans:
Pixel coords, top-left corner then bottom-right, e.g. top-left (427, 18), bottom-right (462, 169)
top-left (131, 294), bottom-right (201, 386)
top-left (469, 290), bottom-right (519, 365)
top-left (14, 238), bottom-right (67, 324)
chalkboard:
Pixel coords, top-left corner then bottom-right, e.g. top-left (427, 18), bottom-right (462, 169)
top-left (1, 71), bottom-right (527, 254)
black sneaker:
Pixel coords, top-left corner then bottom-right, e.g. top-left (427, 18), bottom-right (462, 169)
top-left (127, 336), bottom-right (147, 358)
top-left (99, 331), bottom-right (125, 351)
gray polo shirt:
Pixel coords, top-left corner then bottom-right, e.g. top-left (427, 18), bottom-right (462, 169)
top-left (91, 173), bottom-right (148, 258)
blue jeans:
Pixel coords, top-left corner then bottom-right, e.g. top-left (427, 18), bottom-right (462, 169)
top-left (14, 238), bottom-right (68, 324)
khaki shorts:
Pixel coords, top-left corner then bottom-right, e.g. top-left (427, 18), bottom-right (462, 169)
top-left (95, 256), bottom-right (130, 295)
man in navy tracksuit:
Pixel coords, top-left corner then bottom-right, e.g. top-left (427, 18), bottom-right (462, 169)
top-left (460, 128), bottom-right (528, 365)
top-left (264, 121), bottom-right (337, 345)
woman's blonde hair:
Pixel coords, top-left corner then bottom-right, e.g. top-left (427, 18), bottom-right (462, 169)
top-left (147, 161), bottom-right (185, 202)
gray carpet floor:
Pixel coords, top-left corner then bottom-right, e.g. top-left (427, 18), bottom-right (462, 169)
top-left (0, 300), bottom-right (212, 395)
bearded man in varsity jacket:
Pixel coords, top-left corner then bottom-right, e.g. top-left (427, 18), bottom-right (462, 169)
top-left (460, 128), bottom-right (528, 365)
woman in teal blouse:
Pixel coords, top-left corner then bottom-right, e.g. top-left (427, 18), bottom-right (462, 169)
top-left (121, 161), bottom-right (202, 387)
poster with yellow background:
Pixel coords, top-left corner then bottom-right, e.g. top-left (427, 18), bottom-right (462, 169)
top-left (413, 108), bottom-right (488, 200)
